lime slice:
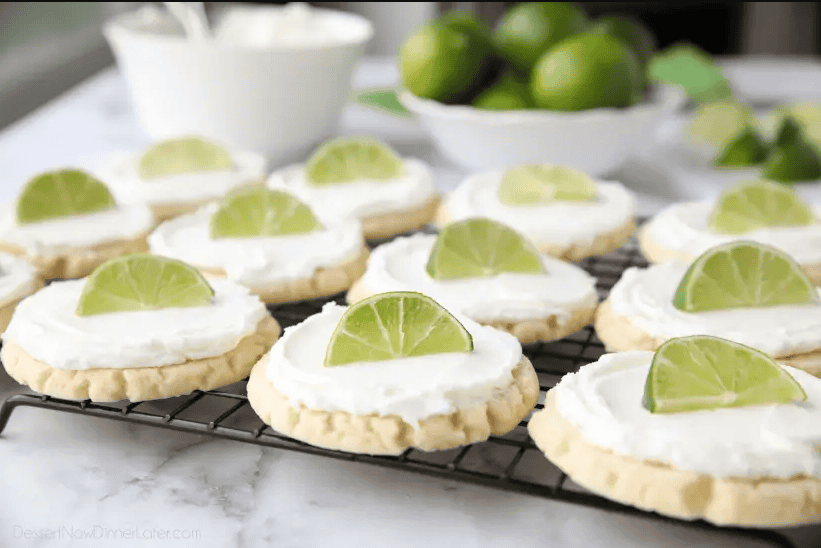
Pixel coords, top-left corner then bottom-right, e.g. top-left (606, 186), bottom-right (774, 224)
top-left (758, 101), bottom-right (821, 144)
top-left (138, 137), bottom-right (234, 180)
top-left (687, 99), bottom-right (755, 149)
top-left (673, 241), bottom-right (818, 313)
top-left (643, 335), bottom-right (807, 414)
top-left (426, 218), bottom-right (545, 279)
top-left (76, 254), bottom-right (214, 316)
top-left (498, 165), bottom-right (597, 205)
top-left (712, 127), bottom-right (768, 168)
top-left (708, 180), bottom-right (815, 234)
top-left (324, 291), bottom-right (473, 367)
top-left (648, 43), bottom-right (732, 104)
top-left (305, 137), bottom-right (403, 185)
top-left (210, 188), bottom-right (321, 239)
top-left (16, 169), bottom-right (117, 224)
top-left (762, 117), bottom-right (821, 183)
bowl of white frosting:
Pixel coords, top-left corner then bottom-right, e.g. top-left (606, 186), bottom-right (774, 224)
top-left (400, 85), bottom-right (686, 177)
top-left (104, 3), bottom-right (373, 165)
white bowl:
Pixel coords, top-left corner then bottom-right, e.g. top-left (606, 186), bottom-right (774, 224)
top-left (103, 5), bottom-right (372, 165)
top-left (400, 86), bottom-right (686, 176)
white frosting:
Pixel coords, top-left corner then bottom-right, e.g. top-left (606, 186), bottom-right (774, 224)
top-left (643, 201), bottom-right (821, 264)
top-left (99, 150), bottom-right (267, 206)
top-left (0, 252), bottom-right (40, 305)
top-left (264, 303), bottom-right (523, 424)
top-left (3, 279), bottom-right (268, 370)
top-left (267, 159), bottom-right (437, 221)
top-left (609, 261), bottom-right (821, 357)
top-left (357, 234), bottom-right (598, 322)
top-left (443, 171), bottom-right (636, 248)
top-left (554, 351), bottom-right (821, 479)
top-left (148, 204), bottom-right (364, 286)
top-left (0, 204), bottom-right (154, 254)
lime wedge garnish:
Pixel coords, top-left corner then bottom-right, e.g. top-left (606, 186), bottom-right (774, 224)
top-left (762, 117), bottom-right (821, 183)
top-left (324, 291), bottom-right (474, 367)
top-left (643, 335), bottom-right (807, 414)
top-left (138, 137), bottom-right (234, 180)
top-left (758, 101), bottom-right (821, 145)
top-left (16, 169), bottom-right (117, 224)
top-left (648, 43), bottom-right (732, 104)
top-left (426, 218), bottom-right (545, 279)
top-left (75, 254), bottom-right (214, 316)
top-left (687, 99), bottom-right (755, 149)
top-left (498, 165), bottom-right (597, 205)
top-left (305, 137), bottom-right (403, 185)
top-left (210, 187), bottom-right (322, 239)
top-left (708, 179), bottom-right (815, 234)
top-left (673, 241), bottom-right (818, 313)
top-left (712, 127), bottom-right (768, 168)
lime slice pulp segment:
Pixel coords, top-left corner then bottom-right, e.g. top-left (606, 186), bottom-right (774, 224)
top-left (708, 179), bottom-right (816, 234)
top-left (498, 165), bottom-right (597, 205)
top-left (139, 137), bottom-right (234, 180)
top-left (643, 335), bottom-right (807, 414)
top-left (324, 291), bottom-right (473, 367)
top-left (305, 137), bottom-right (403, 185)
top-left (673, 241), bottom-right (818, 313)
top-left (16, 169), bottom-right (117, 224)
top-left (210, 188), bottom-right (321, 239)
top-left (76, 254), bottom-right (214, 316)
top-left (426, 218), bottom-right (545, 280)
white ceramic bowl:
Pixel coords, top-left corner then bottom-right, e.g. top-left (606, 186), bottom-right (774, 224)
top-left (104, 5), bottom-right (372, 165)
top-left (400, 86), bottom-right (686, 176)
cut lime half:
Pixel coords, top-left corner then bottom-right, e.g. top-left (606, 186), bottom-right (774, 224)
top-left (643, 335), bottom-right (807, 414)
top-left (498, 165), bottom-right (597, 205)
top-left (306, 137), bottom-right (403, 185)
top-left (708, 179), bottom-right (816, 234)
top-left (324, 291), bottom-right (473, 367)
top-left (210, 188), bottom-right (321, 239)
top-left (139, 137), bottom-right (234, 180)
top-left (16, 169), bottom-right (117, 224)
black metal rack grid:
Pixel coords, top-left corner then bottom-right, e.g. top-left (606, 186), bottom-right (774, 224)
top-left (0, 237), bottom-right (805, 548)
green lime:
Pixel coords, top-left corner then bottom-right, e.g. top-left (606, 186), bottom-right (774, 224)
top-left (708, 179), bottom-right (815, 234)
top-left (643, 335), bottom-right (807, 414)
top-left (75, 254), bottom-right (214, 316)
top-left (588, 15), bottom-right (656, 71)
top-left (437, 10), bottom-right (493, 51)
top-left (16, 169), bottom-right (117, 224)
top-left (305, 137), bottom-right (403, 185)
top-left (688, 99), bottom-right (755, 149)
top-left (530, 32), bottom-right (639, 111)
top-left (499, 165), bottom-right (597, 204)
top-left (713, 127), bottom-right (768, 168)
top-left (758, 102), bottom-right (821, 147)
top-left (324, 291), bottom-right (473, 367)
top-left (138, 137), bottom-right (234, 180)
top-left (648, 42), bottom-right (732, 104)
top-left (425, 218), bottom-right (545, 279)
top-left (210, 187), bottom-right (321, 239)
top-left (494, 2), bottom-right (588, 74)
top-left (672, 241), bottom-right (818, 313)
top-left (762, 117), bottom-right (821, 183)
top-left (471, 74), bottom-right (534, 110)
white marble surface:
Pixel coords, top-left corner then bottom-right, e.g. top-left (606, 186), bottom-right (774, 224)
top-left (0, 58), bottom-right (819, 548)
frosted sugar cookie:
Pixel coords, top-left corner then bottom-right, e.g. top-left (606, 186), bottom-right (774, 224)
top-left (0, 252), bottom-right (42, 333)
top-left (267, 137), bottom-right (439, 240)
top-left (529, 336), bottom-right (821, 527)
top-left (436, 165), bottom-right (636, 261)
top-left (348, 218), bottom-right (598, 343)
top-left (100, 136), bottom-right (267, 222)
top-left (248, 292), bottom-right (539, 455)
top-left (0, 169), bottom-right (154, 279)
top-left (1, 254), bottom-right (280, 402)
top-left (640, 179), bottom-right (821, 283)
top-left (597, 241), bottom-right (821, 375)
top-left (149, 188), bottom-right (368, 303)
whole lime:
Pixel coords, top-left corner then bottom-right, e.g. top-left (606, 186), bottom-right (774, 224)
top-left (530, 32), bottom-right (640, 111)
top-left (472, 74), bottom-right (534, 110)
top-left (588, 16), bottom-right (656, 68)
top-left (494, 2), bottom-right (588, 73)
top-left (438, 10), bottom-right (493, 51)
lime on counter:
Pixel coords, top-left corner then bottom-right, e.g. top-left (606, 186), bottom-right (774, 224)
top-left (712, 127), bottom-right (768, 168)
top-left (210, 188), bottom-right (321, 239)
top-left (138, 137), bottom-right (234, 180)
top-left (425, 218), bottom-right (545, 279)
top-left (324, 291), bottom-right (473, 367)
top-left (305, 137), bottom-right (403, 185)
top-left (499, 165), bottom-right (597, 204)
top-left (762, 117), bottom-right (821, 183)
top-left (672, 241), bottom-right (818, 313)
top-left (16, 169), bottom-right (117, 224)
top-left (76, 254), bottom-right (214, 316)
top-left (643, 335), bottom-right (807, 414)
top-left (708, 180), bottom-right (815, 234)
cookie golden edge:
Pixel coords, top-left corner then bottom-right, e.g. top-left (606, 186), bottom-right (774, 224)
top-left (435, 204), bottom-right (636, 262)
top-left (0, 281), bottom-right (45, 334)
top-left (247, 354), bottom-right (539, 455)
top-left (1, 315), bottom-right (281, 402)
top-left (347, 278), bottom-right (597, 344)
top-left (529, 390), bottom-right (821, 527)
top-left (361, 194), bottom-right (440, 240)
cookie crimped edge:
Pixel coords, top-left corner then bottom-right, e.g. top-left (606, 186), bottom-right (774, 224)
top-left (435, 204), bottom-right (636, 262)
top-left (247, 354), bottom-right (539, 455)
top-left (1, 315), bottom-right (281, 402)
top-left (200, 246), bottom-right (369, 304)
top-left (347, 277), bottom-right (597, 344)
top-left (595, 298), bottom-right (821, 377)
top-left (360, 194), bottom-right (440, 240)
top-left (529, 391), bottom-right (821, 527)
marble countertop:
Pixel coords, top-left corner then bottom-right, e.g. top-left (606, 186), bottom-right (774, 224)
top-left (0, 58), bottom-right (819, 548)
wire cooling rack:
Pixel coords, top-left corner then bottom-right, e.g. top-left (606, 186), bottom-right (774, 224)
top-left (0, 236), bottom-right (805, 548)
